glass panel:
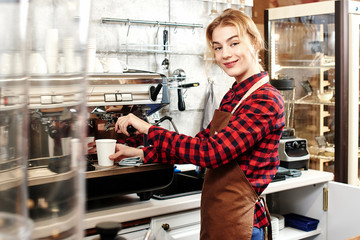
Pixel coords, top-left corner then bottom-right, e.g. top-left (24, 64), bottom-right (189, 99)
top-left (0, 0), bottom-right (33, 239)
top-left (27, 0), bottom-right (91, 238)
top-left (269, 13), bottom-right (335, 173)
top-left (358, 24), bottom-right (360, 183)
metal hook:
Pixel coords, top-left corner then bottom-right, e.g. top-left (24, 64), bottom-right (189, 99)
top-left (126, 19), bottom-right (131, 37)
top-left (156, 22), bottom-right (161, 37)
top-left (174, 25), bottom-right (177, 34)
top-left (192, 27), bottom-right (195, 34)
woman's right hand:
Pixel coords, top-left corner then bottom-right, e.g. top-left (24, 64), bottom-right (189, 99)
top-left (115, 113), bottom-right (152, 136)
top-left (87, 140), bottom-right (97, 154)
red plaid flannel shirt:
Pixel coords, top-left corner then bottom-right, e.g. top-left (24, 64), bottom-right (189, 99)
top-left (140, 72), bottom-right (284, 228)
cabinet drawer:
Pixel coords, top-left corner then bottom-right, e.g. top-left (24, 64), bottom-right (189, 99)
top-left (151, 209), bottom-right (200, 240)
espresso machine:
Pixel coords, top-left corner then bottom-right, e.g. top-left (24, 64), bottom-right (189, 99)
top-left (270, 75), bottom-right (310, 170)
top-left (85, 70), bottom-right (174, 201)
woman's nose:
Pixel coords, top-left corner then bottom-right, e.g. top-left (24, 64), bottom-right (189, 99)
top-left (222, 46), bottom-right (231, 59)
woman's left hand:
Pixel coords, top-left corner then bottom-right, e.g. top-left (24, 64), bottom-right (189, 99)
top-left (109, 143), bottom-right (144, 162)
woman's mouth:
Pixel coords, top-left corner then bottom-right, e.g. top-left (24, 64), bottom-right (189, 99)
top-left (223, 60), bottom-right (238, 68)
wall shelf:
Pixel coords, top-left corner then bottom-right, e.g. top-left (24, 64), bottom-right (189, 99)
top-left (101, 18), bottom-right (203, 29)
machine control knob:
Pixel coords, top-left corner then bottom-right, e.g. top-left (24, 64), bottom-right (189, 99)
top-left (292, 141), bottom-right (300, 149)
top-left (150, 83), bottom-right (163, 101)
top-left (95, 222), bottom-right (126, 240)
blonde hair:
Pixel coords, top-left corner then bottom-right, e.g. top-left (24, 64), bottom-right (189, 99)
top-left (205, 8), bottom-right (264, 70)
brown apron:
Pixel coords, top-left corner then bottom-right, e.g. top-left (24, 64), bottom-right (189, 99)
top-left (200, 76), bottom-right (272, 240)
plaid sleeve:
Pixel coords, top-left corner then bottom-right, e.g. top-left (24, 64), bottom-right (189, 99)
top-left (117, 134), bottom-right (144, 147)
top-left (144, 91), bottom-right (283, 169)
top-left (195, 126), bottom-right (210, 139)
top-left (143, 144), bottom-right (184, 164)
top-left (142, 120), bottom-right (210, 164)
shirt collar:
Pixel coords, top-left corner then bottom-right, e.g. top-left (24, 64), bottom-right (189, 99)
top-left (231, 71), bottom-right (268, 97)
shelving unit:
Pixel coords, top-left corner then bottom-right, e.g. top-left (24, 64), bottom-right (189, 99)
top-left (264, 170), bottom-right (333, 240)
top-left (100, 17), bottom-right (203, 56)
top-left (277, 227), bottom-right (322, 240)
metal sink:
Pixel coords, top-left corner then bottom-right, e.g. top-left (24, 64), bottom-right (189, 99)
top-left (151, 170), bottom-right (203, 200)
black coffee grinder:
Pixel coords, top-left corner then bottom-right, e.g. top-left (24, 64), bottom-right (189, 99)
top-left (271, 75), bottom-right (310, 170)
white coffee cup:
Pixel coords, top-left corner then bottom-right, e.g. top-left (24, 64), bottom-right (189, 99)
top-left (103, 57), bottom-right (128, 73)
top-left (29, 53), bottom-right (47, 74)
top-left (45, 29), bottom-right (59, 74)
top-left (96, 139), bottom-right (116, 166)
top-left (86, 38), bottom-right (97, 73)
top-left (63, 37), bottom-right (75, 73)
top-left (0, 53), bottom-right (12, 75)
top-left (94, 57), bottom-right (103, 73)
top-left (13, 52), bottom-right (23, 75)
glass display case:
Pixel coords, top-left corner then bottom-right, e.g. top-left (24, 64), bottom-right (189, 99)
top-left (265, 1), bottom-right (360, 186)
top-left (265, 1), bottom-right (336, 174)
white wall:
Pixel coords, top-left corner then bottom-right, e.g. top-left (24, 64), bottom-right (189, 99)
top-left (89, 0), bottom-right (247, 136)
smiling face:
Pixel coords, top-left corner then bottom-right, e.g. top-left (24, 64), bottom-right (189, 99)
top-left (211, 25), bottom-right (261, 83)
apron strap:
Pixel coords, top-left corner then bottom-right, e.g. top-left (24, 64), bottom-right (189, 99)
top-left (259, 196), bottom-right (273, 240)
top-left (231, 76), bottom-right (269, 115)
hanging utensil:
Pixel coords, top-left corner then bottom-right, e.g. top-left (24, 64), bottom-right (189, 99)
top-left (177, 88), bottom-right (186, 111)
top-left (161, 29), bottom-right (169, 71)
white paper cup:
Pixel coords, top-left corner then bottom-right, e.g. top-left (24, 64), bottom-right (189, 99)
top-left (86, 38), bottom-right (96, 73)
top-left (94, 57), bottom-right (103, 72)
top-left (96, 139), bottom-right (116, 166)
top-left (0, 53), bottom-right (12, 75)
top-left (103, 57), bottom-right (122, 73)
top-left (29, 53), bottom-right (47, 74)
top-left (45, 29), bottom-right (59, 74)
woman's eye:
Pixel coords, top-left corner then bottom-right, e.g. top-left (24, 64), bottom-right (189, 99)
top-left (214, 46), bottom-right (222, 51)
top-left (231, 42), bottom-right (239, 47)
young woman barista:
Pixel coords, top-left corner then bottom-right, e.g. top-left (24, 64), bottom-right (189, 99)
top-left (110, 8), bottom-right (285, 240)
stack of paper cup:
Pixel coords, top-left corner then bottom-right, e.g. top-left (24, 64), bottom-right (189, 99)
top-left (271, 215), bottom-right (280, 239)
top-left (45, 29), bottom-right (59, 74)
top-left (272, 213), bottom-right (285, 230)
top-left (63, 37), bottom-right (75, 73)
top-left (86, 38), bottom-right (96, 73)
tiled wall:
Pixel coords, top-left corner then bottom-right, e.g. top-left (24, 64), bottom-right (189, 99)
top-left (89, 0), bottom-right (249, 136)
